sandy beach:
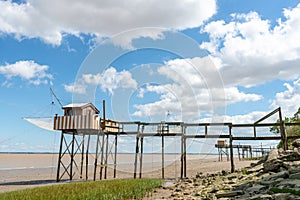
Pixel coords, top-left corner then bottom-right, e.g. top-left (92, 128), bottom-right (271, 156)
top-left (0, 153), bottom-right (255, 193)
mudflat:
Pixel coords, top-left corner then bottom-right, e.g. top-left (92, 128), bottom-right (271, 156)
top-left (0, 153), bottom-right (254, 193)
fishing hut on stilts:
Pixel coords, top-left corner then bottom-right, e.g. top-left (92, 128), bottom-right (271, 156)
top-left (53, 103), bottom-right (300, 182)
top-left (54, 101), bottom-right (119, 181)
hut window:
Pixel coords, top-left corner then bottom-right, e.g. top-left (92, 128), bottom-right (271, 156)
top-left (67, 110), bottom-right (73, 116)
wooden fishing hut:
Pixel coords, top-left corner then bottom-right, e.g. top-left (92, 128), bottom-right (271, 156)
top-left (53, 101), bottom-right (119, 182)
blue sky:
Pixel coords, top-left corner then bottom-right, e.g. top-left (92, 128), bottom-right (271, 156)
top-left (1, 0), bottom-right (300, 152)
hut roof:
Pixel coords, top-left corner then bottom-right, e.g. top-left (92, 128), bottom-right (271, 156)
top-left (62, 103), bottom-right (100, 114)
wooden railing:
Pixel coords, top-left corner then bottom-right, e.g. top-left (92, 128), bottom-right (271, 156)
top-left (53, 115), bottom-right (119, 132)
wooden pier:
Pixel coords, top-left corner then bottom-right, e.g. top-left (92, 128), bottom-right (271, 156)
top-left (53, 104), bottom-right (300, 182)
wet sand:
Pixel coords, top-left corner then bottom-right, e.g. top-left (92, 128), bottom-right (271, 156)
top-left (0, 153), bottom-right (255, 193)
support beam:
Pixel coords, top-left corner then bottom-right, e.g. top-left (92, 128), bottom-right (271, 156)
top-left (114, 134), bottom-right (118, 178)
top-left (139, 136), bottom-right (144, 179)
top-left (162, 132), bottom-right (165, 179)
top-left (70, 132), bottom-right (76, 180)
top-left (93, 131), bottom-right (100, 181)
top-left (56, 132), bottom-right (64, 182)
top-left (86, 135), bottom-right (90, 180)
top-left (134, 124), bottom-right (140, 179)
top-left (80, 134), bottom-right (85, 179)
top-left (104, 134), bottom-right (109, 179)
top-left (229, 126), bottom-right (235, 173)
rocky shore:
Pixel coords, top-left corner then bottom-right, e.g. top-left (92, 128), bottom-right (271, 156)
top-left (153, 143), bottom-right (300, 199)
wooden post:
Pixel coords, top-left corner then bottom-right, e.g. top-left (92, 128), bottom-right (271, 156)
top-left (99, 133), bottom-right (105, 180)
top-left (70, 132), bottom-right (76, 180)
top-left (183, 135), bottom-right (187, 178)
top-left (86, 134), bottom-right (90, 180)
top-left (139, 136), bottom-right (144, 178)
top-left (114, 134), bottom-right (118, 178)
top-left (278, 107), bottom-right (287, 150)
top-left (237, 145), bottom-right (240, 161)
top-left (80, 134), bottom-right (85, 179)
top-left (100, 100), bottom-right (106, 179)
top-left (162, 128), bottom-right (165, 179)
top-left (229, 125), bottom-right (235, 173)
top-left (93, 131), bottom-right (100, 181)
top-left (104, 134), bottom-right (109, 179)
top-left (56, 131), bottom-right (64, 182)
top-left (134, 124), bottom-right (140, 179)
top-left (180, 125), bottom-right (184, 179)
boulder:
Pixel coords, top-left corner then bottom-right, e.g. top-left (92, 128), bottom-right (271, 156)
top-left (263, 159), bottom-right (283, 172)
top-left (289, 172), bottom-right (300, 179)
top-left (292, 139), bottom-right (300, 148)
top-left (267, 149), bottom-right (279, 160)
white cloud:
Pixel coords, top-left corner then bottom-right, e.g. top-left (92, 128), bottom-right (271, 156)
top-left (270, 78), bottom-right (300, 117)
top-left (65, 67), bottom-right (137, 95)
top-left (0, 0), bottom-right (216, 47)
top-left (0, 60), bottom-right (53, 86)
top-left (82, 67), bottom-right (137, 94)
top-left (63, 82), bottom-right (86, 94)
top-left (132, 57), bottom-right (262, 120)
top-left (200, 3), bottom-right (300, 87)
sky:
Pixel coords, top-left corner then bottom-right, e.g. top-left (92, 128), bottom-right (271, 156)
top-left (1, 0), bottom-right (300, 153)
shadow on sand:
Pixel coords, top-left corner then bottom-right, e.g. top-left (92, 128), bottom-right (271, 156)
top-left (0, 180), bottom-right (57, 186)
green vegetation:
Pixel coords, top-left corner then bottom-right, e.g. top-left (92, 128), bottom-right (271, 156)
top-left (241, 168), bottom-right (247, 175)
top-left (270, 107), bottom-right (300, 149)
top-left (0, 178), bottom-right (162, 200)
top-left (270, 187), bottom-right (300, 196)
top-left (242, 156), bottom-right (263, 161)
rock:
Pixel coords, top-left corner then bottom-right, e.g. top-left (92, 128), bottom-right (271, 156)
top-left (247, 164), bottom-right (264, 174)
top-left (259, 178), bottom-right (284, 186)
top-left (275, 179), bottom-right (300, 188)
top-left (267, 149), bottom-right (279, 160)
top-left (263, 159), bottom-right (283, 172)
top-left (264, 171), bottom-right (289, 181)
top-left (289, 172), bottom-right (300, 179)
top-left (215, 190), bottom-right (244, 198)
top-left (292, 139), bottom-right (300, 148)
top-left (259, 194), bottom-right (273, 200)
top-left (249, 194), bottom-right (273, 200)
top-left (246, 184), bottom-right (267, 194)
top-left (273, 193), bottom-right (292, 200)
top-left (289, 167), bottom-right (300, 174)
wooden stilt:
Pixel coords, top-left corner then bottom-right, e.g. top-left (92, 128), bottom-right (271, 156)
top-left (162, 131), bottom-right (165, 179)
top-left (180, 126), bottom-right (184, 179)
top-left (86, 134), bottom-right (90, 180)
top-left (56, 131), bottom-right (64, 182)
top-left (237, 146), bottom-right (240, 161)
top-left (93, 131), bottom-right (100, 181)
top-left (134, 124), bottom-right (140, 179)
top-left (229, 125), bottom-right (235, 173)
top-left (114, 134), bottom-right (118, 178)
top-left (100, 100), bottom-right (106, 179)
top-left (80, 134), bottom-right (85, 179)
top-left (279, 107), bottom-right (287, 150)
top-left (70, 132), bottom-right (76, 180)
top-left (183, 135), bottom-right (187, 178)
top-left (139, 136), bottom-right (144, 178)
top-left (104, 134), bottom-right (109, 179)
top-left (99, 133), bottom-right (105, 180)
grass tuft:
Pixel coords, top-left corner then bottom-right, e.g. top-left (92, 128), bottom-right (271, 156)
top-left (0, 178), bottom-right (162, 200)
top-left (270, 187), bottom-right (300, 196)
